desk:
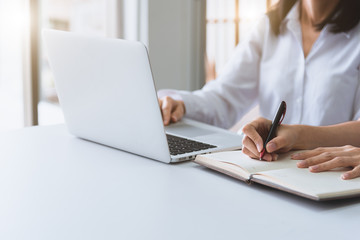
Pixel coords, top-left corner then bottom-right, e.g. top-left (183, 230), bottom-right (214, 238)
top-left (0, 125), bottom-right (359, 240)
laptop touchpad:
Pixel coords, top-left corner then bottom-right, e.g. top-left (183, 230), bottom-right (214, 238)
top-left (165, 122), bottom-right (216, 138)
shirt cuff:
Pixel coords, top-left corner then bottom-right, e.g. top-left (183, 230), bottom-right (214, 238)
top-left (157, 89), bottom-right (198, 119)
top-left (157, 89), bottom-right (184, 101)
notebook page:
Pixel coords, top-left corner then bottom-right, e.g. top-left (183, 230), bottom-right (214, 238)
top-left (252, 168), bottom-right (360, 200)
top-left (201, 151), bottom-right (300, 174)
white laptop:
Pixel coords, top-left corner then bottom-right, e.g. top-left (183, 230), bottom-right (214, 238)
top-left (43, 29), bottom-right (243, 163)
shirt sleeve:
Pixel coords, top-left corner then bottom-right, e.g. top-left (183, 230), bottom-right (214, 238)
top-left (353, 65), bottom-right (360, 120)
top-left (158, 16), bottom-right (267, 129)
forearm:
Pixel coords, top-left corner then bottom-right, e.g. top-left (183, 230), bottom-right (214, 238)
top-left (293, 120), bottom-right (360, 149)
top-left (180, 89), bottom-right (239, 129)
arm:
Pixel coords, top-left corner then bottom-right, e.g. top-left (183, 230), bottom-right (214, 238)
top-left (158, 16), bottom-right (269, 128)
top-left (242, 118), bottom-right (360, 179)
top-left (291, 120), bottom-right (360, 149)
top-left (242, 118), bottom-right (360, 159)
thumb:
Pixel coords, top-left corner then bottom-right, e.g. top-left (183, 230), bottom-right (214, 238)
top-left (266, 136), bottom-right (288, 153)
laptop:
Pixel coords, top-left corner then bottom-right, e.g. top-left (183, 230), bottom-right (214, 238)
top-left (43, 29), bottom-right (243, 163)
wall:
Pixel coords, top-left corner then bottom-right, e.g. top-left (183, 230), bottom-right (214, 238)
top-left (147, 0), bottom-right (206, 91)
top-left (121, 0), bottom-right (206, 91)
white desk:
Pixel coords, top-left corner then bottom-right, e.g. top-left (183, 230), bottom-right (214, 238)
top-left (0, 125), bottom-right (359, 240)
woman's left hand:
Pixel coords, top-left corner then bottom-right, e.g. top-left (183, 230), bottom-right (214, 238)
top-left (291, 145), bottom-right (360, 180)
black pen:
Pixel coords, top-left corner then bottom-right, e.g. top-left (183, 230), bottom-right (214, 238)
top-left (260, 101), bottom-right (287, 160)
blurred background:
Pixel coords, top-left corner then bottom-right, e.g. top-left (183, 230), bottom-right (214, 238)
top-left (0, 0), bottom-right (277, 132)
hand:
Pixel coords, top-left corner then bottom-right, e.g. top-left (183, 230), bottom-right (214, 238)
top-left (158, 96), bottom-right (185, 125)
top-left (292, 145), bottom-right (360, 180)
top-left (241, 117), bottom-right (299, 161)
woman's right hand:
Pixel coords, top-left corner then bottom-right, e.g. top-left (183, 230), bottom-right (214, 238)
top-left (158, 96), bottom-right (186, 126)
top-left (241, 117), bottom-right (301, 161)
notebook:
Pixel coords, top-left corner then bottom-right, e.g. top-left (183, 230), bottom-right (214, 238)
top-left (43, 29), bottom-right (243, 163)
top-left (195, 150), bottom-right (360, 201)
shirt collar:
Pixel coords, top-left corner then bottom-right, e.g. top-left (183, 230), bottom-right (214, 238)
top-left (280, 2), bottom-right (300, 34)
top-left (281, 1), bottom-right (354, 39)
top-left (284, 1), bottom-right (300, 22)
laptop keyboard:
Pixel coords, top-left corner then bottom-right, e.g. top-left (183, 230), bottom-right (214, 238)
top-left (166, 134), bottom-right (217, 156)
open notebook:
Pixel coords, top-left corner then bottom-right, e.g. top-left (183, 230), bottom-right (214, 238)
top-left (194, 151), bottom-right (360, 201)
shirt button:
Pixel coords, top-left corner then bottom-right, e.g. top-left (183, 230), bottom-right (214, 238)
top-left (296, 97), bottom-right (302, 103)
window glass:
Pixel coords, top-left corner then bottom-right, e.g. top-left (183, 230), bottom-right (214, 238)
top-left (206, 0), bottom-right (267, 81)
top-left (0, 0), bottom-right (26, 132)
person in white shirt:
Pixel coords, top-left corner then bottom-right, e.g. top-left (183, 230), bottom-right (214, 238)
top-left (239, 0), bottom-right (360, 179)
top-left (158, 0), bottom-right (360, 129)
top-left (241, 117), bottom-right (360, 179)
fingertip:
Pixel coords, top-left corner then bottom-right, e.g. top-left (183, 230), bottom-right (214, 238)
top-left (266, 142), bottom-right (277, 153)
top-left (309, 165), bottom-right (319, 172)
top-left (164, 117), bottom-right (170, 125)
top-left (342, 171), bottom-right (357, 180)
top-left (291, 153), bottom-right (302, 159)
top-left (263, 154), bottom-right (272, 162)
top-left (341, 173), bottom-right (349, 180)
top-left (297, 161), bottom-right (305, 168)
top-left (256, 143), bottom-right (262, 153)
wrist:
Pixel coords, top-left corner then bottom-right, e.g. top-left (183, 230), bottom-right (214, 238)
top-left (292, 125), bottom-right (308, 149)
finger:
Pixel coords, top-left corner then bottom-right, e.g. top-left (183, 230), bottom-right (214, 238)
top-left (170, 103), bottom-right (184, 123)
top-left (308, 156), bottom-right (352, 173)
top-left (291, 146), bottom-right (344, 160)
top-left (161, 97), bottom-right (173, 125)
top-left (262, 152), bottom-right (273, 162)
top-left (297, 151), bottom-right (338, 168)
top-left (291, 149), bottom-right (323, 160)
top-left (266, 135), bottom-right (288, 153)
top-left (242, 136), bottom-right (260, 158)
top-left (265, 141), bottom-right (278, 153)
top-left (291, 147), bottom-right (329, 160)
top-left (271, 152), bottom-right (279, 161)
top-left (342, 166), bottom-right (360, 180)
top-left (242, 146), bottom-right (259, 159)
top-left (242, 123), bottom-right (264, 153)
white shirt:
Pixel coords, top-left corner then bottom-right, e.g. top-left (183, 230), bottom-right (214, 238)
top-left (158, 3), bottom-right (360, 129)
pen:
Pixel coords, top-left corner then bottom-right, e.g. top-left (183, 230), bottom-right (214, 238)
top-left (260, 101), bottom-right (287, 161)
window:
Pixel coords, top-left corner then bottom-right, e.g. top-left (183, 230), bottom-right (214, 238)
top-left (1, 1), bottom-right (277, 132)
top-left (0, 0), bottom-right (137, 131)
top-left (206, 0), bottom-right (273, 81)
top-left (0, 0), bottom-right (27, 132)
